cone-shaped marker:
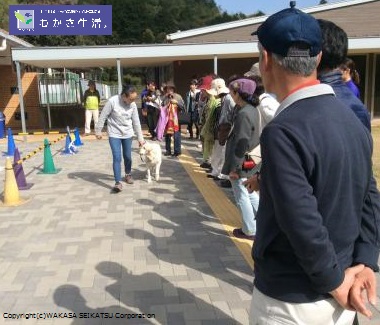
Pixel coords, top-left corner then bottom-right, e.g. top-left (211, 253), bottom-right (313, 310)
top-left (3, 128), bottom-right (16, 156)
top-left (69, 140), bottom-right (78, 154)
top-left (74, 128), bottom-right (83, 146)
top-left (66, 126), bottom-right (75, 141)
top-left (13, 148), bottom-right (33, 190)
top-left (61, 134), bottom-right (73, 155)
top-left (38, 139), bottom-right (61, 174)
top-left (0, 157), bottom-right (30, 207)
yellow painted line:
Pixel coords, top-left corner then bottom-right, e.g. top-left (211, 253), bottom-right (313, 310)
top-left (48, 131), bottom-right (60, 134)
top-left (33, 132), bottom-right (44, 135)
top-left (179, 148), bottom-right (254, 270)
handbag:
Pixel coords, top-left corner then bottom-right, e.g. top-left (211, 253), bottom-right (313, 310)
top-left (178, 110), bottom-right (191, 125)
top-left (218, 123), bottom-right (232, 145)
top-left (242, 105), bottom-right (263, 172)
top-left (243, 145), bottom-right (261, 173)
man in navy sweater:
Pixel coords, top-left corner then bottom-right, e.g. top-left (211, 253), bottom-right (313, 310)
top-left (249, 4), bottom-right (377, 325)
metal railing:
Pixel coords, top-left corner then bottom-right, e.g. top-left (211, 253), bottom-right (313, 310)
top-left (38, 73), bottom-right (119, 108)
top-left (38, 72), bottom-right (81, 106)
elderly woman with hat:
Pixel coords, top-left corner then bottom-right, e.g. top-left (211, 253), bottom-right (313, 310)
top-left (197, 74), bottom-right (216, 169)
top-left (222, 77), bottom-right (261, 240)
top-left (205, 78), bottom-right (231, 180)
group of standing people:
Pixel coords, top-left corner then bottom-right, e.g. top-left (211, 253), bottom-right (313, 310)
top-left (181, 70), bottom-right (278, 241)
top-left (140, 81), bottom-right (185, 156)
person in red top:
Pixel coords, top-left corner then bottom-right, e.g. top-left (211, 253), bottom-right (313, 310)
top-left (161, 84), bottom-right (184, 157)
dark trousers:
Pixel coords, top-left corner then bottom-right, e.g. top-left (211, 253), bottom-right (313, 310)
top-left (187, 112), bottom-right (199, 138)
top-left (146, 107), bottom-right (158, 138)
top-left (165, 131), bottom-right (181, 155)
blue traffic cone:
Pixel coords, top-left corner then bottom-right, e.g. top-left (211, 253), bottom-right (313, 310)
top-left (61, 134), bottom-right (73, 155)
top-left (3, 128), bottom-right (16, 156)
top-left (13, 148), bottom-right (33, 190)
top-left (73, 128), bottom-right (83, 146)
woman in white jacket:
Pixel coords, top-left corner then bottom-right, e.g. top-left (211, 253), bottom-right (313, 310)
top-left (95, 85), bottom-right (145, 193)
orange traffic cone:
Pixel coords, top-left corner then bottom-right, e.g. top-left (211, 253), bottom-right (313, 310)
top-left (0, 157), bottom-right (30, 207)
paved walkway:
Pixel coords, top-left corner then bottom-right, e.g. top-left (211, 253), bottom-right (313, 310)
top-left (0, 132), bottom-right (252, 325)
top-left (0, 131), bottom-right (378, 324)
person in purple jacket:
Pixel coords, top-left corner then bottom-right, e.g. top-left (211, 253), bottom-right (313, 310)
top-left (340, 57), bottom-right (361, 99)
top-left (249, 4), bottom-right (377, 324)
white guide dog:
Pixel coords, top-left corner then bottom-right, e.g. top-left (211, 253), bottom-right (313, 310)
top-left (139, 142), bottom-right (162, 183)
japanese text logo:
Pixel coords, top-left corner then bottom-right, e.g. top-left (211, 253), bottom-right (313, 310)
top-left (9, 5), bottom-right (112, 35)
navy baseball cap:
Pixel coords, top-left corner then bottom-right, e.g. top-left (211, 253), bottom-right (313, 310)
top-left (252, 7), bottom-right (322, 57)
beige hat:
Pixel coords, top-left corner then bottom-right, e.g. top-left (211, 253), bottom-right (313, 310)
top-left (244, 62), bottom-right (261, 77)
top-left (164, 82), bottom-right (176, 92)
top-left (206, 78), bottom-right (229, 96)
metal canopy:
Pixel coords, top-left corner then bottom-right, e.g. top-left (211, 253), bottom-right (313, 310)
top-left (11, 42), bottom-right (259, 69)
top-left (11, 38), bottom-right (380, 69)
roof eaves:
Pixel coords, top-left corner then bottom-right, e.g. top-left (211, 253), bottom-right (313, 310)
top-left (167, 16), bottom-right (265, 41)
top-left (303, 0), bottom-right (377, 14)
top-left (167, 0), bottom-right (377, 41)
top-left (0, 28), bottom-right (34, 47)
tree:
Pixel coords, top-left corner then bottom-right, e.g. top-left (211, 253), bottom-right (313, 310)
top-left (319, 0), bottom-right (328, 4)
top-left (0, 0), bottom-right (18, 30)
top-left (17, 0), bottom-right (78, 3)
top-left (142, 29), bottom-right (155, 44)
top-left (252, 10), bottom-right (265, 17)
top-left (207, 11), bottom-right (246, 25)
